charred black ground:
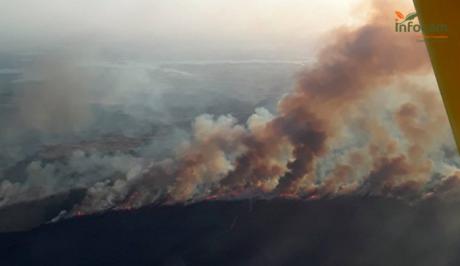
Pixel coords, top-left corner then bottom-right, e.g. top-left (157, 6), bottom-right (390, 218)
top-left (1, 197), bottom-right (460, 266)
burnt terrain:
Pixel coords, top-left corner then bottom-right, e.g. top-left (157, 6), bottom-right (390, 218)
top-left (2, 197), bottom-right (460, 266)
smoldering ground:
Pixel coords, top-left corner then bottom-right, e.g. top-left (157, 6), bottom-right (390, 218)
top-left (4, 198), bottom-right (460, 266)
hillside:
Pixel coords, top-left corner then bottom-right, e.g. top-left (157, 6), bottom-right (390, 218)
top-left (1, 197), bottom-right (460, 266)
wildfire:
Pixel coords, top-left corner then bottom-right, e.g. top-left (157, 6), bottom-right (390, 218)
top-left (117, 191), bottom-right (141, 211)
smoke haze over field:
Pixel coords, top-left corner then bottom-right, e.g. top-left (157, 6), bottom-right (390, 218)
top-left (1, 0), bottom-right (460, 218)
top-left (0, 0), bottom-right (362, 60)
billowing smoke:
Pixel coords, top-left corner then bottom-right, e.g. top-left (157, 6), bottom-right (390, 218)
top-left (2, 0), bottom-right (460, 216)
top-left (68, 0), bottom-right (460, 214)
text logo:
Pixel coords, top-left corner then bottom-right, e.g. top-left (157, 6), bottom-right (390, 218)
top-left (395, 10), bottom-right (448, 41)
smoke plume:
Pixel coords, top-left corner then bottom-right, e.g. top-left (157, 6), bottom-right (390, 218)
top-left (69, 0), bottom-right (460, 214)
top-left (3, 0), bottom-right (460, 216)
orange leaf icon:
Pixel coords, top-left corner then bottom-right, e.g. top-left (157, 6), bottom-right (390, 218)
top-left (395, 11), bottom-right (405, 19)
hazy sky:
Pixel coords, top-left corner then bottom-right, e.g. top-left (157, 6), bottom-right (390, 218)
top-left (0, 0), bottom-right (367, 60)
